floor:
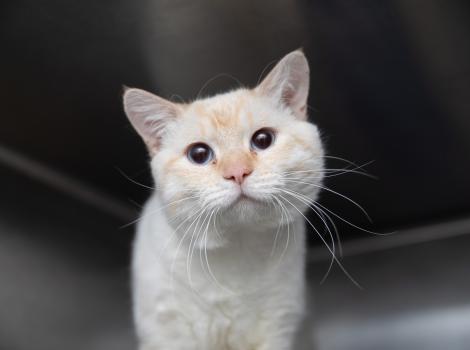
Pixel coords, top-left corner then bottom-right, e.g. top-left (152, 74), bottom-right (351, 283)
top-left (1, 165), bottom-right (470, 350)
top-left (308, 232), bottom-right (470, 350)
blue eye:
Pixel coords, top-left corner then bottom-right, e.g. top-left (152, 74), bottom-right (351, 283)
top-left (187, 143), bottom-right (214, 165)
top-left (251, 128), bottom-right (275, 150)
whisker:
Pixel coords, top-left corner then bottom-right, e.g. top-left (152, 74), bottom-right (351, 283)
top-left (325, 161), bottom-right (376, 179)
top-left (120, 195), bottom-right (199, 228)
top-left (272, 195), bottom-right (292, 264)
top-left (313, 203), bottom-right (342, 257)
top-left (280, 195), bottom-right (363, 289)
top-left (256, 59), bottom-right (278, 85)
top-left (212, 207), bottom-right (223, 243)
top-left (324, 169), bottom-right (377, 179)
top-left (159, 207), bottom-right (201, 255)
top-left (203, 210), bottom-right (235, 295)
top-left (169, 94), bottom-right (186, 103)
top-left (115, 166), bottom-right (156, 190)
top-left (315, 201), bottom-right (394, 236)
top-left (127, 198), bottom-right (143, 209)
top-left (274, 188), bottom-right (337, 281)
top-left (170, 205), bottom-right (208, 291)
top-left (282, 179), bottom-right (373, 223)
top-left (283, 162), bottom-right (376, 179)
top-left (321, 155), bottom-right (371, 168)
top-left (197, 73), bottom-right (243, 99)
top-left (277, 192), bottom-right (362, 289)
top-left (187, 209), bottom-right (211, 287)
top-left (321, 155), bottom-right (376, 179)
top-left (270, 196), bottom-right (285, 257)
top-left (278, 185), bottom-right (390, 237)
top-left (305, 202), bottom-right (338, 283)
top-left (309, 203), bottom-right (340, 284)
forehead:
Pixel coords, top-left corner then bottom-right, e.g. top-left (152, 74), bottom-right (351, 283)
top-left (178, 90), bottom-right (267, 146)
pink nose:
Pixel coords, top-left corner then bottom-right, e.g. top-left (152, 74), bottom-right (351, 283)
top-left (223, 165), bottom-right (252, 185)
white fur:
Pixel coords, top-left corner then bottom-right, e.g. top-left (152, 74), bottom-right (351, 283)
top-left (125, 51), bottom-right (324, 350)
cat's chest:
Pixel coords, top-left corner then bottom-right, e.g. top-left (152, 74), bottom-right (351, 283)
top-left (154, 288), bottom-right (269, 350)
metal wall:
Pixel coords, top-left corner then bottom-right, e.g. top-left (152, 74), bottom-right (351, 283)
top-left (2, 0), bottom-right (470, 233)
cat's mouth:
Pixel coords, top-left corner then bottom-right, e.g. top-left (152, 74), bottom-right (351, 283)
top-left (238, 194), bottom-right (253, 202)
top-left (233, 192), bottom-right (264, 206)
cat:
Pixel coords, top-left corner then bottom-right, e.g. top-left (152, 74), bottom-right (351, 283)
top-left (123, 50), bottom-right (324, 350)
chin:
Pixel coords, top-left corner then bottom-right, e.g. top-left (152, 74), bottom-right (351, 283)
top-left (219, 194), bottom-right (278, 227)
top-left (233, 196), bottom-right (264, 212)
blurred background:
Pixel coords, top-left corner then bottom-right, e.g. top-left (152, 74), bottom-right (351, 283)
top-left (1, 1), bottom-right (470, 349)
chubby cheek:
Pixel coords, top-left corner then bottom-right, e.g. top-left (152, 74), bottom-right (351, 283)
top-left (155, 154), bottom-right (225, 201)
top-left (259, 140), bottom-right (310, 175)
top-left (252, 133), bottom-right (323, 194)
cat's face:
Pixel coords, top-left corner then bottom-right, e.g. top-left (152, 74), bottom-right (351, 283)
top-left (124, 51), bottom-right (324, 237)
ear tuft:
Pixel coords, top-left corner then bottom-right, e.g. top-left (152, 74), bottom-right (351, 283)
top-left (256, 50), bottom-right (310, 120)
top-left (123, 88), bottom-right (179, 153)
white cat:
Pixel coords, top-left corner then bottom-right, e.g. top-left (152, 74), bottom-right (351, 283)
top-left (123, 50), bottom-right (324, 350)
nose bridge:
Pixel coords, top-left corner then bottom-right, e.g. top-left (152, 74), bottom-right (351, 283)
top-left (220, 151), bottom-right (254, 184)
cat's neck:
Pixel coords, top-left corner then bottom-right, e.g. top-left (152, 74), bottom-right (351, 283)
top-left (158, 197), bottom-right (299, 254)
top-left (142, 194), bottom-right (305, 294)
top-left (149, 194), bottom-right (303, 260)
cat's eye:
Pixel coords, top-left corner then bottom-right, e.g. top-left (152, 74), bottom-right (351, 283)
top-left (187, 143), bottom-right (214, 165)
top-left (251, 128), bottom-right (275, 151)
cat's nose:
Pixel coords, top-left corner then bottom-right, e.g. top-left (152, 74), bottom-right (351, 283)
top-left (223, 165), bottom-right (253, 185)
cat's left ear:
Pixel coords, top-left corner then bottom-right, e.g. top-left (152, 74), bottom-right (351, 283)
top-left (123, 88), bottom-right (181, 154)
top-left (255, 50), bottom-right (310, 120)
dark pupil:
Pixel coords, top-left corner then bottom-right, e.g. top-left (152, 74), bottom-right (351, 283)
top-left (253, 131), bottom-right (272, 149)
top-left (189, 144), bottom-right (211, 164)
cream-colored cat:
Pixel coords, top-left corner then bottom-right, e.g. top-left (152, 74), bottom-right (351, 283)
top-left (123, 50), bottom-right (324, 350)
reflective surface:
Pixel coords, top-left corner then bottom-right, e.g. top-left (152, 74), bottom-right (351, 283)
top-left (309, 232), bottom-right (470, 350)
top-left (2, 0), bottom-right (470, 233)
top-left (2, 166), bottom-right (470, 349)
top-left (2, 1), bottom-right (470, 349)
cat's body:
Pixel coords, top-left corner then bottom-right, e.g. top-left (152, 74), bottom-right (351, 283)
top-left (133, 194), bottom-right (306, 350)
top-left (124, 51), bottom-right (324, 350)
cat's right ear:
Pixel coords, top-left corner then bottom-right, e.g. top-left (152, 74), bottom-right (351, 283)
top-left (255, 50), bottom-right (310, 120)
top-left (123, 88), bottom-right (180, 154)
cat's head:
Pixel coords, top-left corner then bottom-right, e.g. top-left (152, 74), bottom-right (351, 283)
top-left (123, 50), bottom-right (324, 239)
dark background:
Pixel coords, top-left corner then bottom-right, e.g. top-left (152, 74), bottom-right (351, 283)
top-left (3, 0), bottom-right (470, 231)
top-left (1, 1), bottom-right (470, 349)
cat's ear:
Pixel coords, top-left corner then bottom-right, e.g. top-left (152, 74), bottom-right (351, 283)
top-left (123, 88), bottom-right (180, 154)
top-left (255, 50), bottom-right (310, 120)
